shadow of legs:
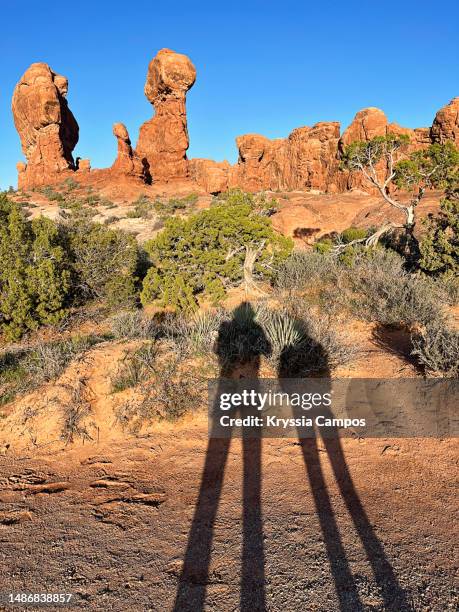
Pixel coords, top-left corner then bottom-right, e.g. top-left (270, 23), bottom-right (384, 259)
top-left (173, 436), bottom-right (231, 612)
top-left (241, 433), bottom-right (266, 611)
top-left (300, 437), bottom-right (363, 611)
top-left (323, 437), bottom-right (411, 611)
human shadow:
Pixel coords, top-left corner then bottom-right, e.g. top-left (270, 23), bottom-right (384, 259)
top-left (173, 302), bottom-right (271, 612)
top-left (278, 318), bottom-right (411, 611)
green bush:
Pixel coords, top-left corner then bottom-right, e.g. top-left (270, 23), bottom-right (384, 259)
top-left (340, 226), bottom-right (368, 243)
top-left (64, 216), bottom-right (139, 307)
top-left (313, 238), bottom-right (334, 254)
top-left (0, 195), bottom-right (71, 340)
top-left (141, 197), bottom-right (292, 310)
top-left (419, 196), bottom-right (458, 277)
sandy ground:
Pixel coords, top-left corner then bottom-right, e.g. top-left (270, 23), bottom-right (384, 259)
top-left (0, 428), bottom-right (457, 611)
top-left (0, 319), bottom-right (457, 611)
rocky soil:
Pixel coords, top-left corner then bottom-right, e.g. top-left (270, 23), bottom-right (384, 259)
top-left (0, 320), bottom-right (457, 611)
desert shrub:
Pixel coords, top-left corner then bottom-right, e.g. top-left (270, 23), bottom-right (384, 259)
top-left (40, 185), bottom-right (64, 202)
top-left (141, 197), bottom-right (292, 310)
top-left (0, 195), bottom-right (71, 340)
top-left (84, 194), bottom-right (101, 207)
top-left (275, 247), bottom-right (451, 327)
top-left (23, 335), bottom-right (101, 383)
top-left (63, 216), bottom-right (139, 307)
top-left (346, 250), bottom-right (445, 326)
top-left (274, 250), bottom-right (336, 291)
top-left (110, 310), bottom-right (158, 340)
top-left (60, 378), bottom-right (93, 442)
top-left (151, 193), bottom-right (198, 219)
top-left (127, 195), bottom-right (154, 219)
top-left (104, 215), bottom-right (119, 225)
top-left (62, 177), bottom-right (79, 191)
top-left (102, 200), bottom-right (116, 209)
top-left (0, 335), bottom-right (104, 405)
top-left (140, 358), bottom-right (202, 420)
top-left (419, 196), bottom-right (458, 277)
top-left (162, 309), bottom-right (228, 354)
top-left (261, 305), bottom-right (356, 375)
top-left (437, 275), bottom-right (459, 305)
top-left (115, 355), bottom-right (203, 429)
top-left (111, 343), bottom-right (158, 392)
top-left (411, 322), bottom-right (459, 377)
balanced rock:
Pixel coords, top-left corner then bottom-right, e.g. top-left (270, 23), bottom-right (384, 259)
top-left (12, 62), bottom-right (79, 189)
top-left (136, 49), bottom-right (196, 182)
top-left (431, 97), bottom-right (459, 146)
top-left (111, 123), bottom-right (145, 179)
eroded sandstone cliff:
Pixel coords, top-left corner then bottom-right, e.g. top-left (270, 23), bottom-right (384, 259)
top-left (12, 55), bottom-right (458, 195)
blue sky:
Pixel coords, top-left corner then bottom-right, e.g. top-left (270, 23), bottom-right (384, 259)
top-left (1, 0), bottom-right (458, 189)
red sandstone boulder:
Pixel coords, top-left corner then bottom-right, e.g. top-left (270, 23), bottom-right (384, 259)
top-left (431, 97), bottom-right (459, 146)
top-left (111, 123), bottom-right (145, 179)
top-left (12, 62), bottom-right (79, 189)
top-left (136, 49), bottom-right (196, 182)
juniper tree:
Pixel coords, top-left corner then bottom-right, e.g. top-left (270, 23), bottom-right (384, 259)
top-left (140, 195), bottom-right (292, 310)
top-left (341, 136), bottom-right (459, 251)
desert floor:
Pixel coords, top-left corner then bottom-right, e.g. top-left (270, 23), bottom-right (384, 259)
top-left (0, 423), bottom-right (457, 611)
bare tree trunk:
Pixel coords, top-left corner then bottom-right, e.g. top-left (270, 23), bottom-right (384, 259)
top-left (243, 244), bottom-right (265, 294)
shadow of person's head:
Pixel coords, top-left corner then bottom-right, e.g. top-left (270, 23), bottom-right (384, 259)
top-left (214, 302), bottom-right (272, 378)
top-left (277, 316), bottom-right (330, 380)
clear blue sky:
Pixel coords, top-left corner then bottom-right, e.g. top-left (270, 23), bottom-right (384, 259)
top-left (1, 0), bottom-right (458, 189)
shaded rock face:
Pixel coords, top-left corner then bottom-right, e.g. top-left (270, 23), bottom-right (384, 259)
top-left (136, 49), bottom-right (196, 182)
top-left (12, 63), bottom-right (79, 188)
top-left (111, 123), bottom-right (145, 179)
top-left (431, 97), bottom-right (459, 146)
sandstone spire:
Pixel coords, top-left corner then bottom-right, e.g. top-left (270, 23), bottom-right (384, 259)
top-left (136, 49), bottom-right (196, 181)
top-left (12, 62), bottom-right (79, 189)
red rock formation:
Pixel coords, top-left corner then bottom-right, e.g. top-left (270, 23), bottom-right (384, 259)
top-left (12, 62), bottom-right (79, 189)
top-left (285, 122), bottom-right (343, 192)
top-left (340, 107), bottom-right (388, 148)
top-left (431, 97), bottom-right (459, 146)
top-left (228, 134), bottom-right (282, 191)
top-left (111, 123), bottom-right (145, 179)
top-left (188, 159), bottom-right (230, 194)
top-left (136, 49), bottom-right (196, 182)
top-left (227, 123), bottom-right (343, 193)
